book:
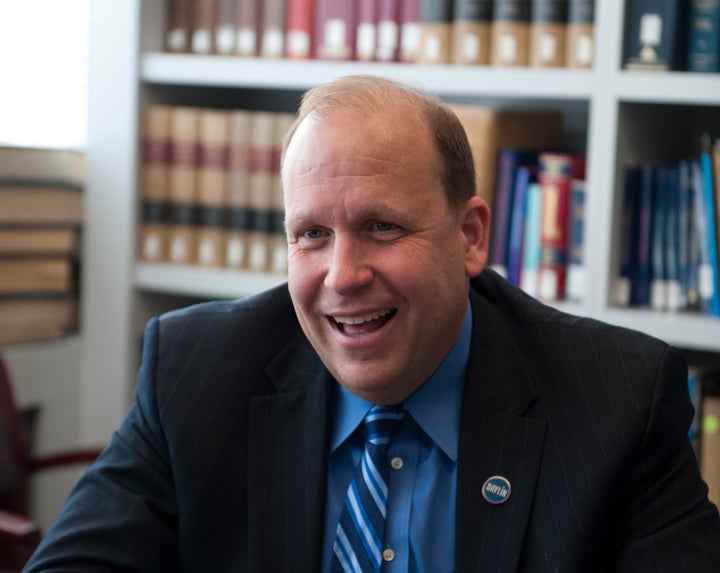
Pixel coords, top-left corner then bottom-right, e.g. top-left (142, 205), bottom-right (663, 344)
top-left (687, 0), bottom-right (720, 73)
top-left (451, 0), bottom-right (494, 65)
top-left (215, 0), bottom-right (237, 54)
top-left (167, 107), bottom-right (199, 265)
top-left (195, 109), bottom-right (230, 268)
top-left (0, 296), bottom-right (79, 346)
top-left (565, 0), bottom-right (594, 68)
top-left (698, 145), bottom-right (720, 316)
top-left (566, 178), bottom-right (586, 302)
top-left (417, 0), bottom-right (454, 64)
top-left (506, 165), bottom-right (538, 286)
top-left (166, 0), bottom-right (193, 53)
top-left (225, 110), bottom-right (253, 269)
top-left (660, 165), bottom-right (682, 312)
top-left (0, 228), bottom-right (78, 256)
top-left (520, 181), bottom-right (543, 297)
top-left (260, 0), bottom-right (286, 58)
top-left (650, 166), bottom-right (669, 311)
top-left (247, 112), bottom-right (276, 272)
top-left (490, 0), bottom-right (532, 66)
top-left (315, 0), bottom-right (356, 60)
top-left (399, 0), bottom-right (421, 62)
top-left (679, 159), bottom-right (701, 310)
top-left (191, 0), bottom-right (218, 54)
top-left (537, 152), bottom-right (586, 302)
top-left (236, 0), bottom-right (260, 56)
top-left (356, 0), bottom-right (378, 61)
top-left (629, 163), bottom-right (655, 307)
top-left (616, 165), bottom-right (641, 307)
top-left (376, 0), bottom-right (400, 61)
top-left (0, 183), bottom-right (82, 226)
top-left (139, 105), bottom-right (172, 263)
top-left (286, 0), bottom-right (315, 59)
top-left (0, 258), bottom-right (75, 296)
top-left (623, 0), bottom-right (688, 71)
top-left (268, 113), bottom-right (295, 276)
top-left (489, 149), bottom-right (540, 278)
top-left (529, 0), bottom-right (568, 68)
top-left (447, 104), bottom-right (563, 209)
top-left (0, 146), bottom-right (85, 186)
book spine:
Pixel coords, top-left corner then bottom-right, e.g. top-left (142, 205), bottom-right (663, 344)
top-left (140, 105), bottom-right (172, 263)
top-left (315, 0), bottom-right (356, 60)
top-left (537, 152), bottom-right (586, 302)
top-left (616, 165), bottom-right (641, 307)
top-left (491, 0), bottom-right (531, 66)
top-left (417, 0), bottom-right (454, 63)
top-left (196, 109), bottom-right (230, 267)
top-left (269, 113), bottom-right (295, 276)
top-left (701, 147), bottom-right (720, 316)
top-left (260, 0), bottom-right (286, 58)
top-left (520, 181), bottom-right (543, 297)
top-left (166, 0), bottom-right (193, 52)
top-left (565, 178), bottom-right (586, 302)
top-left (356, 0), bottom-right (378, 61)
top-left (506, 165), bottom-right (538, 287)
top-left (662, 166), bottom-right (682, 312)
top-left (687, 0), bottom-right (720, 73)
top-left (235, 0), bottom-right (260, 56)
top-left (215, 0), bottom-right (237, 54)
top-left (286, 0), bottom-right (315, 59)
top-left (191, 0), bottom-right (219, 54)
top-left (630, 163), bottom-right (655, 307)
top-left (376, 0), bottom-right (400, 61)
top-left (565, 0), bottom-right (594, 67)
top-left (529, 0), bottom-right (568, 68)
top-left (399, 0), bottom-right (421, 62)
top-left (225, 110), bottom-right (253, 269)
top-left (451, 0), bottom-right (494, 65)
top-left (680, 160), bottom-right (702, 310)
top-left (247, 112), bottom-right (276, 272)
top-left (623, 0), bottom-right (688, 71)
top-left (167, 107), bottom-right (200, 265)
top-left (650, 166), bottom-right (669, 311)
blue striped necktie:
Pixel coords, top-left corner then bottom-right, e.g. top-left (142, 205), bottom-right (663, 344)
top-left (332, 404), bottom-right (405, 573)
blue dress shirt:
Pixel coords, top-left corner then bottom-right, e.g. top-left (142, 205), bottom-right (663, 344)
top-left (322, 301), bottom-right (472, 572)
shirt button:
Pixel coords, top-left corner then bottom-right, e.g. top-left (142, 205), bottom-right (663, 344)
top-left (390, 456), bottom-right (403, 470)
top-left (383, 548), bottom-right (396, 562)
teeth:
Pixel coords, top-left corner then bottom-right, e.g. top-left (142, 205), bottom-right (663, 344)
top-left (334, 309), bottom-right (392, 325)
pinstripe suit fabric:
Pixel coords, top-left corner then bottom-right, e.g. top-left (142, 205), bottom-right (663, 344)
top-left (24, 269), bottom-right (720, 572)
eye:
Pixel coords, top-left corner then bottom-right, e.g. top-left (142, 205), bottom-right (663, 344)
top-left (372, 221), bottom-right (396, 232)
top-left (303, 228), bottom-right (325, 240)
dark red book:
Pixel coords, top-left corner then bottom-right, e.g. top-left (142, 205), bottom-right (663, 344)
top-left (315, 0), bottom-right (356, 60)
top-left (286, 0), bottom-right (315, 59)
top-left (356, 0), bottom-right (378, 61)
top-left (376, 0), bottom-right (400, 61)
top-left (399, 0), bottom-right (420, 62)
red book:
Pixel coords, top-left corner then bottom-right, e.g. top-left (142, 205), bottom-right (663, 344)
top-left (376, 0), bottom-right (400, 61)
top-left (315, 0), bottom-right (356, 60)
top-left (356, 0), bottom-right (378, 61)
top-left (286, 0), bottom-right (315, 59)
top-left (537, 152), bottom-right (586, 302)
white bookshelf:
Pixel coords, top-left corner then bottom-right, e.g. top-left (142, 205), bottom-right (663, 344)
top-left (79, 0), bottom-right (720, 446)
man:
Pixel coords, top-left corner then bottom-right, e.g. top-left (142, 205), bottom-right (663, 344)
top-left (24, 75), bottom-right (720, 572)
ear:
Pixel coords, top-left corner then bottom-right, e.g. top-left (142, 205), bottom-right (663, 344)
top-left (460, 195), bottom-right (491, 277)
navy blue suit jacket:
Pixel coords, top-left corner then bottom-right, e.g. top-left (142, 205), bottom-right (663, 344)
top-left (24, 270), bottom-right (720, 572)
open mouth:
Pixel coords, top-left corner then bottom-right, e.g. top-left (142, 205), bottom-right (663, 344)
top-left (331, 309), bottom-right (397, 335)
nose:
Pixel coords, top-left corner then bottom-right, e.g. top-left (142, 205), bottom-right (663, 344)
top-left (324, 235), bottom-right (374, 294)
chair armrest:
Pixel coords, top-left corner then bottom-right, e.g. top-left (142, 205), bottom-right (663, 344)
top-left (0, 509), bottom-right (41, 570)
top-left (28, 446), bottom-right (103, 472)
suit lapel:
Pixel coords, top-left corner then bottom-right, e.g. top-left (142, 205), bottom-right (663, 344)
top-left (247, 333), bottom-right (332, 572)
top-left (455, 287), bottom-right (547, 573)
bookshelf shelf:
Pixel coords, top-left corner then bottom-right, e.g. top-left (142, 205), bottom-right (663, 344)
top-left (615, 71), bottom-right (720, 105)
top-left (135, 262), bottom-right (285, 299)
top-left (142, 53), bottom-right (597, 100)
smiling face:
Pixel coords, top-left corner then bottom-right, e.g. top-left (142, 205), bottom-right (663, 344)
top-left (282, 103), bottom-right (489, 404)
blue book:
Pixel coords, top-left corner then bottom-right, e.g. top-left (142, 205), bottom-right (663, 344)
top-left (617, 165), bottom-right (642, 307)
top-left (687, 0), bottom-right (720, 73)
top-left (701, 149), bottom-right (720, 316)
top-left (506, 165), bottom-right (538, 287)
top-left (624, 0), bottom-right (688, 71)
top-left (691, 158), bottom-right (719, 316)
top-left (520, 182), bottom-right (543, 298)
top-left (677, 160), bottom-right (692, 309)
top-left (489, 149), bottom-right (540, 278)
top-left (630, 164), bottom-right (655, 307)
top-left (650, 167), bottom-right (669, 311)
top-left (661, 166), bottom-right (682, 312)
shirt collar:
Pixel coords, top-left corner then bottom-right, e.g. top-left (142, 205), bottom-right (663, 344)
top-left (329, 300), bottom-right (472, 461)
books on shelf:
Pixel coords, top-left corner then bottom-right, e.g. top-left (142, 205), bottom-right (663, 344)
top-left (623, 0), bottom-right (689, 71)
top-left (0, 297), bottom-right (79, 346)
top-left (687, 0), bottom-right (720, 73)
top-left (161, 0), bottom-right (596, 68)
top-left (615, 136), bottom-right (720, 318)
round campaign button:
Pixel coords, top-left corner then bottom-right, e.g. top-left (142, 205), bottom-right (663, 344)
top-left (482, 475), bottom-right (512, 505)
